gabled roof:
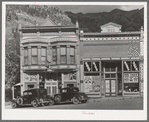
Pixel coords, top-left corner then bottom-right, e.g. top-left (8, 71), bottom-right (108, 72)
top-left (100, 22), bottom-right (122, 28)
top-left (40, 16), bottom-right (57, 26)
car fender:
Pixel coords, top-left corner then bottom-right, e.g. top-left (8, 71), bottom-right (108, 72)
top-left (71, 95), bottom-right (80, 101)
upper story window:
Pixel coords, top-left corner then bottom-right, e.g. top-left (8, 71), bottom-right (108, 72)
top-left (84, 61), bottom-right (100, 72)
top-left (31, 47), bottom-right (38, 65)
top-left (52, 46), bottom-right (57, 64)
top-left (24, 47), bottom-right (28, 65)
top-left (70, 46), bottom-right (75, 64)
top-left (41, 47), bottom-right (46, 64)
top-left (60, 46), bottom-right (67, 64)
top-left (123, 61), bottom-right (139, 71)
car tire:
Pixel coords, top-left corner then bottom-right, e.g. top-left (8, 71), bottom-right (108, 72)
top-left (72, 96), bottom-right (80, 104)
top-left (49, 100), bottom-right (54, 106)
top-left (11, 101), bottom-right (17, 108)
top-left (31, 100), bottom-right (39, 107)
top-left (82, 100), bottom-right (87, 103)
top-left (54, 95), bottom-right (61, 104)
top-left (16, 97), bottom-right (23, 106)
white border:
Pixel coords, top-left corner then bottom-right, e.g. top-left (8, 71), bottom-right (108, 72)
top-left (2, 2), bottom-right (147, 120)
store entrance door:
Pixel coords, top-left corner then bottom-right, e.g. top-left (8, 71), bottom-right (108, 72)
top-left (105, 79), bottom-right (116, 97)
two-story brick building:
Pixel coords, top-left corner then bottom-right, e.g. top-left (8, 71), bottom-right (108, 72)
top-left (12, 18), bottom-right (144, 98)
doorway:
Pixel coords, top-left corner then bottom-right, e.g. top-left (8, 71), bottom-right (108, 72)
top-left (67, 84), bottom-right (74, 87)
top-left (105, 79), bottom-right (116, 97)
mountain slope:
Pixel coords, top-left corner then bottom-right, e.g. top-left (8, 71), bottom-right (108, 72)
top-left (65, 8), bottom-right (144, 32)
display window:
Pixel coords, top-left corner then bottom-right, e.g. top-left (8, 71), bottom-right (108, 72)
top-left (63, 72), bottom-right (76, 81)
top-left (123, 73), bottom-right (139, 93)
top-left (84, 75), bottom-right (101, 94)
top-left (24, 72), bottom-right (38, 82)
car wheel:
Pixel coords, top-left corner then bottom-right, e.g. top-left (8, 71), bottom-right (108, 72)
top-left (16, 97), bottom-right (23, 106)
top-left (72, 96), bottom-right (80, 104)
top-left (82, 100), bottom-right (87, 103)
top-left (49, 100), bottom-right (54, 106)
top-left (31, 100), bottom-right (39, 107)
top-left (54, 95), bottom-right (61, 104)
top-left (11, 101), bottom-right (17, 108)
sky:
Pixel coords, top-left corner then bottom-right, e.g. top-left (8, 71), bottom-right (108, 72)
top-left (57, 5), bottom-right (144, 13)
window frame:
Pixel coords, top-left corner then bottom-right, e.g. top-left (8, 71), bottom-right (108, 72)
top-left (52, 46), bottom-right (57, 65)
top-left (60, 46), bottom-right (67, 64)
top-left (24, 47), bottom-right (28, 65)
top-left (41, 47), bottom-right (47, 65)
top-left (31, 46), bottom-right (38, 65)
top-left (70, 46), bottom-right (75, 64)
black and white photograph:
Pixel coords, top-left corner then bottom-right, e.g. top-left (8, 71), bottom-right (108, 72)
top-left (2, 2), bottom-right (147, 120)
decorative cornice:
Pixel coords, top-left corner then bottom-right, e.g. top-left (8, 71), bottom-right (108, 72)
top-left (80, 36), bottom-right (140, 41)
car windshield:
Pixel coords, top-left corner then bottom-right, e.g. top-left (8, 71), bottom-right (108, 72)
top-left (61, 89), bottom-right (67, 93)
top-left (71, 88), bottom-right (79, 92)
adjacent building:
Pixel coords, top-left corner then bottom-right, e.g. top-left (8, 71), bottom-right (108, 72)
top-left (12, 17), bottom-right (144, 98)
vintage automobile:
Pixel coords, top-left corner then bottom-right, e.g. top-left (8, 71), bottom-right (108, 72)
top-left (11, 88), bottom-right (54, 108)
top-left (54, 87), bottom-right (88, 104)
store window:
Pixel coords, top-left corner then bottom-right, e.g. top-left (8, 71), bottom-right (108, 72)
top-left (41, 47), bottom-right (46, 64)
top-left (24, 47), bottom-right (28, 65)
top-left (31, 47), bottom-right (38, 64)
top-left (123, 73), bottom-right (139, 93)
top-left (70, 46), bottom-right (75, 64)
top-left (52, 46), bottom-right (57, 64)
top-left (123, 61), bottom-right (139, 71)
top-left (63, 72), bottom-right (76, 80)
top-left (60, 46), bottom-right (67, 64)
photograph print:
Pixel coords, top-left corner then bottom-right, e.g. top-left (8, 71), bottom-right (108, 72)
top-left (2, 2), bottom-right (147, 120)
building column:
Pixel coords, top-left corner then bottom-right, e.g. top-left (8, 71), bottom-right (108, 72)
top-left (122, 60), bottom-right (124, 96)
top-left (61, 73), bottom-right (64, 88)
top-left (28, 46), bottom-right (31, 65)
top-left (80, 60), bottom-right (84, 92)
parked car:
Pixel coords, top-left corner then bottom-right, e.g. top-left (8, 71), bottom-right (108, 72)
top-left (54, 87), bottom-right (88, 104)
top-left (11, 88), bottom-right (54, 108)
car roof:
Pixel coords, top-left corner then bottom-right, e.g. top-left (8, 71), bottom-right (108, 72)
top-left (23, 88), bottom-right (46, 92)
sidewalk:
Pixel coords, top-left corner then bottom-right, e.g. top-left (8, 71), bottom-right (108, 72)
top-left (88, 96), bottom-right (143, 102)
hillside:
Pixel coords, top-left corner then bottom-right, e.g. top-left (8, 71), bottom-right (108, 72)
top-left (65, 8), bottom-right (144, 32)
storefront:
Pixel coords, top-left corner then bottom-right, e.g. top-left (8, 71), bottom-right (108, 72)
top-left (79, 22), bottom-right (143, 97)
